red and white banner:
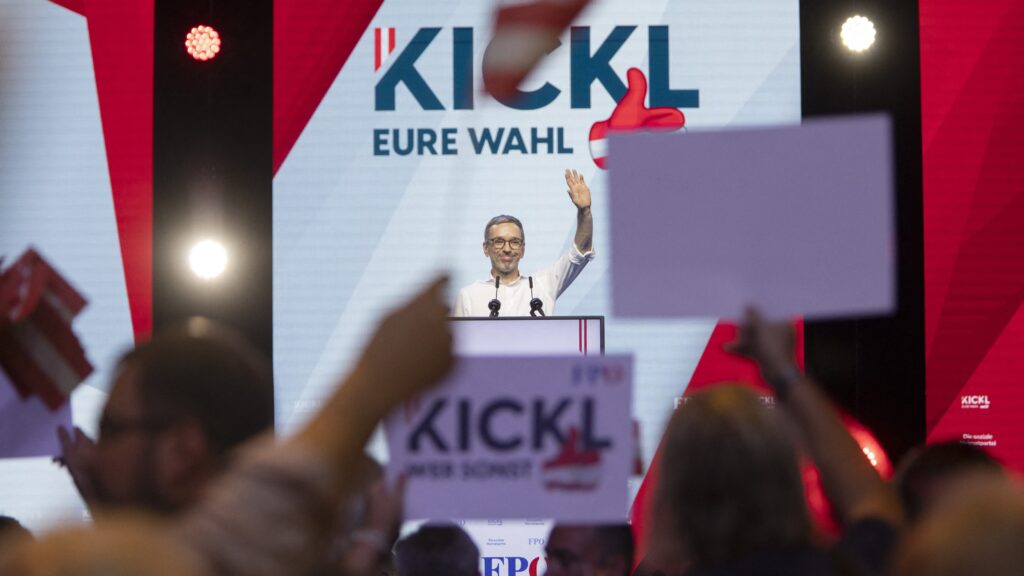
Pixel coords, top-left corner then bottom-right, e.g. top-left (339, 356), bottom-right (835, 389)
top-left (0, 248), bottom-right (93, 411)
top-left (374, 26), bottom-right (396, 71)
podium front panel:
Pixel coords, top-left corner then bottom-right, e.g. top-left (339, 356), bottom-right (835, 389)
top-left (450, 316), bottom-right (604, 356)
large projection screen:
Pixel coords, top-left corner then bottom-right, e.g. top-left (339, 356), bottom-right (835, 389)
top-left (0, 0), bottom-right (800, 535)
top-left (272, 0), bottom-right (801, 487)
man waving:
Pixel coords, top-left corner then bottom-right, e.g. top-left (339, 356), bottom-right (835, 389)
top-left (453, 169), bottom-right (594, 317)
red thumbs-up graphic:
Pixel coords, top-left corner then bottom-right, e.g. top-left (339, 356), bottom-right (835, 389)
top-left (589, 68), bottom-right (687, 169)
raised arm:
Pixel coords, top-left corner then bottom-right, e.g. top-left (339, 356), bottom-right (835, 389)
top-left (293, 276), bottom-right (454, 484)
top-left (566, 169), bottom-right (593, 253)
top-left (728, 308), bottom-right (904, 528)
top-left (175, 277), bottom-right (455, 576)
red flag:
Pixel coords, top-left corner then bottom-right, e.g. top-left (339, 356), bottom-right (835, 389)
top-left (0, 248), bottom-right (93, 410)
top-left (482, 0), bottom-right (592, 102)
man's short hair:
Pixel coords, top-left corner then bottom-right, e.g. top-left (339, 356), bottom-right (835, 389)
top-left (483, 215), bottom-right (525, 243)
top-left (896, 441), bottom-right (1004, 522)
top-left (656, 385), bottom-right (810, 567)
top-left (395, 523), bottom-right (479, 576)
top-left (0, 515), bottom-right (32, 549)
top-left (551, 524), bottom-right (633, 575)
top-left (118, 317), bottom-right (274, 463)
top-left (594, 524), bottom-right (634, 573)
top-left (895, 476), bottom-right (1024, 576)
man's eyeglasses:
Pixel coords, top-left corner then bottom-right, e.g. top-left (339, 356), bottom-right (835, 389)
top-left (98, 415), bottom-right (173, 441)
top-left (488, 237), bottom-right (523, 250)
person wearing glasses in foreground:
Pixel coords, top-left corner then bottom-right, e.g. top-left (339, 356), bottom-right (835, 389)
top-left (3, 277), bottom-right (455, 576)
top-left (452, 169), bottom-right (594, 317)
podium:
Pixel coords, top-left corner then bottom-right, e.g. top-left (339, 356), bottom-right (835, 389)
top-left (450, 316), bottom-right (604, 356)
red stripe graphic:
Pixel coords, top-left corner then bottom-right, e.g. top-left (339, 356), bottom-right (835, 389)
top-left (583, 320), bottom-right (588, 356)
top-left (374, 27), bottom-right (396, 72)
top-left (578, 319), bottom-right (583, 353)
top-left (48, 0), bottom-right (84, 15)
top-left (374, 27), bottom-right (381, 71)
top-left (82, 0), bottom-right (155, 342)
top-left (274, 0), bottom-right (385, 174)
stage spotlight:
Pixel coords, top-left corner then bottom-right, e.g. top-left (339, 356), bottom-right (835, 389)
top-left (185, 25), bottom-right (221, 61)
top-left (840, 15), bottom-right (876, 52)
top-left (189, 240), bottom-right (228, 280)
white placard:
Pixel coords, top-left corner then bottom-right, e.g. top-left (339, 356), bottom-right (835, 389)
top-left (386, 355), bottom-right (633, 521)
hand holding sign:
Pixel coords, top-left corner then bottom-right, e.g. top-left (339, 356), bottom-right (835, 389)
top-left (725, 307), bottom-right (800, 395)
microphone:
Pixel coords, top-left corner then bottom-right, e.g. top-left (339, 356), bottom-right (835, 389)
top-left (488, 276), bottom-right (501, 318)
top-left (529, 276), bottom-right (545, 317)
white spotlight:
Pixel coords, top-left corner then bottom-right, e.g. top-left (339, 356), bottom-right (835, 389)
top-left (841, 15), bottom-right (876, 52)
top-left (189, 239), bottom-right (228, 279)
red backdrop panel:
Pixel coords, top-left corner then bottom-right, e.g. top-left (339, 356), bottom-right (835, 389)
top-left (920, 0), bottom-right (1024, 470)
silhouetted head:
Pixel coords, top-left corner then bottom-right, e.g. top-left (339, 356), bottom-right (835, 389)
top-left (655, 385), bottom-right (810, 568)
top-left (95, 318), bottom-right (273, 513)
top-left (896, 441), bottom-right (1004, 523)
top-left (396, 523), bottom-right (479, 576)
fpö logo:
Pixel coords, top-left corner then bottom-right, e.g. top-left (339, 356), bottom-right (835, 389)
top-left (373, 25), bottom-right (698, 111)
top-left (481, 556), bottom-right (544, 576)
top-left (960, 394), bottom-right (991, 410)
top-left (571, 363), bottom-right (625, 386)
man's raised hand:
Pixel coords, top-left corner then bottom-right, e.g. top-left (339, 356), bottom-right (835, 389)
top-left (565, 169), bottom-right (591, 212)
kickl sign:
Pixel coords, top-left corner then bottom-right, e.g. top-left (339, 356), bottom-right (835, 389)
top-left (386, 355), bottom-right (633, 522)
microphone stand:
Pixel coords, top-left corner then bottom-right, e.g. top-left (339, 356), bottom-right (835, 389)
top-left (488, 276), bottom-right (501, 318)
top-left (529, 276), bottom-right (545, 317)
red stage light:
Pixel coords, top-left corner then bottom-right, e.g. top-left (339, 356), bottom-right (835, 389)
top-left (185, 25), bottom-right (221, 61)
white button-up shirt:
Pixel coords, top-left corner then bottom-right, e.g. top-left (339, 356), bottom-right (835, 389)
top-left (452, 245), bottom-right (595, 317)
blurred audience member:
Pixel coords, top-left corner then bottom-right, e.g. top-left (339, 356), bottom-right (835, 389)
top-left (315, 456), bottom-right (405, 576)
top-left (895, 476), bottom-right (1024, 576)
top-left (544, 523), bottom-right (633, 576)
top-left (5, 277), bottom-right (453, 576)
top-left (895, 440), bottom-right (1004, 523)
top-left (395, 523), bottom-right (480, 576)
top-left (0, 515), bottom-right (196, 576)
top-left (58, 318), bottom-right (275, 515)
top-left (0, 515), bottom-right (33, 559)
top-left (176, 277), bottom-right (452, 576)
top-left (649, 308), bottom-right (903, 576)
